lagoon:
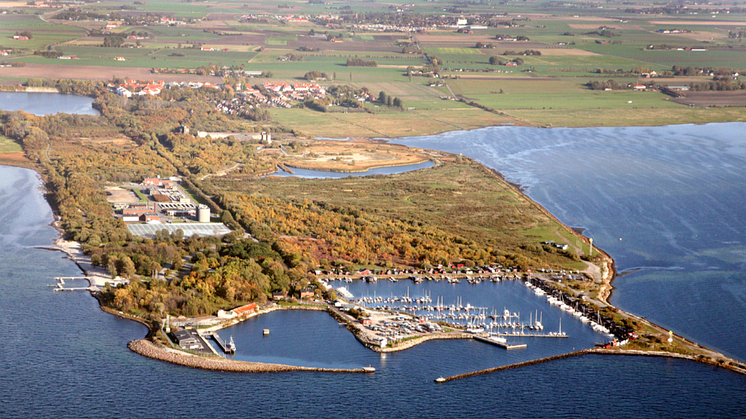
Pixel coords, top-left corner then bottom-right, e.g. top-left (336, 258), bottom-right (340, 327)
top-left (0, 91), bottom-right (99, 115)
top-left (270, 160), bottom-right (434, 178)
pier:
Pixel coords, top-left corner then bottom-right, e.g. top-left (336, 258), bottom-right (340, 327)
top-left (209, 333), bottom-right (236, 354)
top-left (474, 336), bottom-right (527, 350)
top-left (52, 277), bottom-right (94, 292)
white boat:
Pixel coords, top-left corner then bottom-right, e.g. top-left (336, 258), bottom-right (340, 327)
top-left (225, 336), bottom-right (236, 353)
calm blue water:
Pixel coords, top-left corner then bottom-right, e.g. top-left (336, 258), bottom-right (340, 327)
top-left (270, 160), bottom-right (434, 178)
top-left (216, 280), bottom-right (610, 370)
top-left (395, 122), bottom-right (746, 363)
top-left (2, 122), bottom-right (746, 418)
top-left (0, 92), bottom-right (99, 115)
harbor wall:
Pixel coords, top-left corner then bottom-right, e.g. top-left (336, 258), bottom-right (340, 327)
top-left (128, 339), bottom-right (365, 374)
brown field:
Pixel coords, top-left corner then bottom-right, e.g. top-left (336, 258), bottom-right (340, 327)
top-left (415, 34), bottom-right (549, 50)
top-left (649, 76), bottom-right (714, 83)
top-left (203, 13), bottom-right (238, 21)
top-left (105, 186), bottom-right (139, 204)
top-left (536, 48), bottom-right (601, 56)
top-left (0, 151), bottom-right (33, 167)
top-left (283, 140), bottom-right (428, 171)
top-left (80, 137), bottom-right (136, 147)
top-left (272, 107), bottom-right (520, 138)
top-left (649, 20), bottom-right (746, 26)
top-left (0, 4), bottom-right (29, 11)
top-left (452, 75), bottom-right (553, 81)
top-left (675, 31), bottom-right (730, 41)
top-left (202, 33), bottom-right (267, 45)
top-left (0, 63), bottom-right (220, 82)
top-left (284, 39), bottom-right (400, 53)
top-left (672, 91), bottom-right (746, 107)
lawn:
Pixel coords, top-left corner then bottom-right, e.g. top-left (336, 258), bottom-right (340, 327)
top-left (510, 106), bottom-right (746, 127)
top-left (0, 135), bottom-right (22, 152)
top-left (470, 90), bottom-right (681, 110)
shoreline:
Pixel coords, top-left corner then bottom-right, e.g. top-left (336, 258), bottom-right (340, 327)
top-left (9, 121), bottom-right (746, 376)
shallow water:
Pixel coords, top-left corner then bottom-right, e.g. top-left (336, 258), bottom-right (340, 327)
top-left (0, 92), bottom-right (99, 115)
top-left (269, 160), bottom-right (435, 178)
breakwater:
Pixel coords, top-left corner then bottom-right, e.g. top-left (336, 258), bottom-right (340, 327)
top-left (436, 348), bottom-right (746, 382)
top-left (128, 339), bottom-right (366, 373)
top-left (436, 349), bottom-right (592, 382)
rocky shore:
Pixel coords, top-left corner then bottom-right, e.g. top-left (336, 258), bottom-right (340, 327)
top-left (128, 339), bottom-right (366, 374)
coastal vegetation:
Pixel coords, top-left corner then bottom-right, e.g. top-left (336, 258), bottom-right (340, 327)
top-left (0, 79), bottom-right (589, 323)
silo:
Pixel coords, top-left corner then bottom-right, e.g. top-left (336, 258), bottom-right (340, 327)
top-left (197, 205), bottom-right (210, 223)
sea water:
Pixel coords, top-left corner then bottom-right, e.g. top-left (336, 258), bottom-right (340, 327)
top-left (2, 124), bottom-right (745, 418)
top-left (395, 122), bottom-right (746, 362)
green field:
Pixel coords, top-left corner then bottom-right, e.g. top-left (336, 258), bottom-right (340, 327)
top-left (0, 0), bottom-right (743, 130)
top-left (0, 135), bottom-right (22, 152)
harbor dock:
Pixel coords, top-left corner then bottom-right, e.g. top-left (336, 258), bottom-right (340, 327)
top-left (474, 335), bottom-right (527, 350)
top-left (209, 333), bottom-right (236, 354)
top-left (52, 276), bottom-right (94, 292)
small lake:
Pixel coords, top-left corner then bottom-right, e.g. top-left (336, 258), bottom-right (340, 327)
top-left (269, 160), bottom-right (434, 179)
top-left (0, 92), bottom-right (99, 116)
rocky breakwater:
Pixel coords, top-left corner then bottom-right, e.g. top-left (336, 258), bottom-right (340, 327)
top-left (378, 333), bottom-right (473, 353)
top-left (128, 339), bottom-right (366, 374)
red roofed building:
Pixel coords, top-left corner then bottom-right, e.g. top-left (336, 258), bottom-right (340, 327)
top-left (143, 177), bottom-right (173, 188)
top-left (231, 303), bottom-right (258, 316)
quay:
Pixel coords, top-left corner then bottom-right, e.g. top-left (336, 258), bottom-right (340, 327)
top-left (209, 333), bottom-right (236, 354)
top-left (54, 276), bottom-right (88, 283)
top-left (489, 333), bottom-right (568, 338)
top-left (54, 286), bottom-right (95, 292)
top-left (474, 335), bottom-right (527, 350)
top-left (52, 276), bottom-right (94, 292)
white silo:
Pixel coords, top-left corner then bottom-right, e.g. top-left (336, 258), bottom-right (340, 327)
top-left (197, 205), bottom-right (210, 222)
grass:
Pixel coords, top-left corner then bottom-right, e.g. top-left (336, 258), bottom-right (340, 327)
top-left (471, 90), bottom-right (681, 110)
top-left (271, 107), bottom-right (516, 138)
top-left (509, 106), bottom-right (746, 127)
top-left (0, 135), bottom-right (22, 152)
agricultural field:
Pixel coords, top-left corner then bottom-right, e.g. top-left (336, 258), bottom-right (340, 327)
top-left (0, 0), bottom-right (743, 131)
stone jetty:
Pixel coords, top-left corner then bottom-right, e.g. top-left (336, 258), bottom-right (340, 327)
top-left (128, 339), bottom-right (366, 374)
